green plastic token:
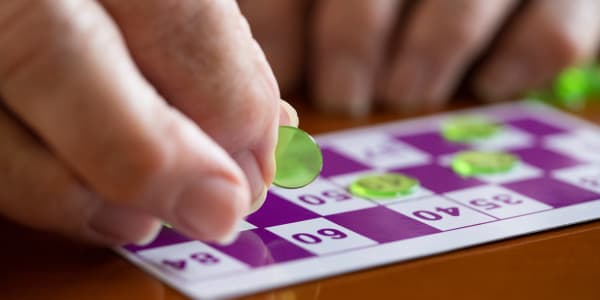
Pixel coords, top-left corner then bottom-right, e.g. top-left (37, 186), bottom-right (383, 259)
top-left (273, 126), bottom-right (323, 188)
top-left (528, 64), bottom-right (600, 110)
top-left (442, 116), bottom-right (501, 142)
top-left (451, 150), bottom-right (518, 177)
top-left (553, 65), bottom-right (600, 109)
top-left (349, 173), bottom-right (419, 199)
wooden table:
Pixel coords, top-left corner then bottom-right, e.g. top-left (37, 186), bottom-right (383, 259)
top-left (2, 98), bottom-right (600, 300)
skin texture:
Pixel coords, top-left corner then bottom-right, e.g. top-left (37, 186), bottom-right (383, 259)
top-left (241, 0), bottom-right (600, 116)
top-left (0, 0), bottom-right (298, 245)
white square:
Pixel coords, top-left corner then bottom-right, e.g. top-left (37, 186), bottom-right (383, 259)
top-left (387, 195), bottom-right (496, 230)
top-left (445, 185), bottom-right (552, 219)
top-left (138, 241), bottom-right (247, 281)
top-left (271, 178), bottom-right (376, 215)
top-left (553, 164), bottom-right (600, 193)
top-left (237, 220), bottom-right (256, 231)
top-left (327, 132), bottom-right (430, 169)
top-left (469, 126), bottom-right (533, 150)
top-left (545, 129), bottom-right (600, 163)
top-left (328, 170), bottom-right (433, 205)
top-left (267, 218), bottom-right (376, 255)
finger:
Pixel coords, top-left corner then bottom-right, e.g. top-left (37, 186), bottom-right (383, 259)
top-left (474, 0), bottom-right (600, 101)
top-left (101, 0), bottom-right (293, 209)
top-left (0, 0), bottom-right (249, 242)
top-left (239, 0), bottom-right (309, 94)
top-left (311, 0), bottom-right (401, 117)
top-left (0, 106), bottom-right (160, 245)
top-left (381, 0), bottom-right (517, 111)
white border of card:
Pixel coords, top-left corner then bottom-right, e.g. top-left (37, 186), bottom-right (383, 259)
top-left (116, 101), bottom-right (600, 299)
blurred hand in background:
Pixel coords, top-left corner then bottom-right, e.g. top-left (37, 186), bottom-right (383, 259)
top-left (240, 0), bottom-right (600, 116)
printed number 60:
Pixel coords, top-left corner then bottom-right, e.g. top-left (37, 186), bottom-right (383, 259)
top-left (292, 228), bottom-right (348, 244)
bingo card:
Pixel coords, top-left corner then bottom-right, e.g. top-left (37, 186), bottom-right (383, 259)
top-left (117, 101), bottom-right (600, 299)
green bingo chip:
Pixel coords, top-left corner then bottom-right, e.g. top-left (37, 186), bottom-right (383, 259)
top-left (441, 116), bottom-right (501, 142)
top-left (349, 173), bottom-right (419, 199)
top-left (451, 150), bottom-right (518, 177)
top-left (273, 126), bottom-right (323, 189)
top-left (528, 64), bottom-right (600, 110)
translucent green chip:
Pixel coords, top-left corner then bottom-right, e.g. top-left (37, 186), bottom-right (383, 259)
top-left (349, 173), bottom-right (419, 199)
top-left (555, 66), bottom-right (590, 101)
top-left (452, 150), bottom-right (518, 177)
top-left (554, 65), bottom-right (600, 109)
top-left (529, 64), bottom-right (600, 110)
top-left (441, 116), bottom-right (501, 142)
top-left (273, 126), bottom-right (323, 189)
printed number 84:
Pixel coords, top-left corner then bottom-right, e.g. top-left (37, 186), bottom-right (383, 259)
top-left (161, 252), bottom-right (220, 271)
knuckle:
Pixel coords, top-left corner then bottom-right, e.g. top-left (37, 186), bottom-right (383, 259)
top-left (140, 0), bottom-right (242, 54)
top-left (0, 0), bottom-right (121, 84)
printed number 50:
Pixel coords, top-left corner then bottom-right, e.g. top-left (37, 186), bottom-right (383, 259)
top-left (298, 190), bottom-right (352, 205)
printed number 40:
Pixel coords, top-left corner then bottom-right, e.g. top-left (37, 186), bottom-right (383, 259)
top-left (413, 206), bottom-right (459, 221)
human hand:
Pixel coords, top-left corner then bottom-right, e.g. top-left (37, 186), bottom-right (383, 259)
top-left (241, 0), bottom-right (600, 115)
top-left (0, 0), bottom-right (297, 245)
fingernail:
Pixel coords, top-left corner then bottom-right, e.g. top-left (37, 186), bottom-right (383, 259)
top-left (280, 100), bottom-right (299, 127)
top-left (233, 150), bottom-right (265, 211)
top-left (215, 220), bottom-right (242, 246)
top-left (248, 185), bottom-right (268, 215)
top-left (175, 177), bottom-right (248, 241)
top-left (135, 221), bottom-right (162, 246)
top-left (315, 57), bottom-right (371, 117)
top-left (89, 204), bottom-right (159, 245)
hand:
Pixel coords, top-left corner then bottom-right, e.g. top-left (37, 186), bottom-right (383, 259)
top-left (241, 0), bottom-right (600, 115)
top-left (0, 0), bottom-right (297, 245)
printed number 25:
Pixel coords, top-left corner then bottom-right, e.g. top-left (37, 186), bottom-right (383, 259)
top-left (469, 194), bottom-right (523, 210)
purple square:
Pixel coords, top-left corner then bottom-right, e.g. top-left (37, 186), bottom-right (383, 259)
top-left (504, 177), bottom-right (600, 208)
top-left (124, 228), bottom-right (189, 252)
top-left (246, 193), bottom-right (319, 227)
top-left (397, 132), bottom-right (467, 156)
top-left (511, 147), bottom-right (581, 171)
top-left (211, 229), bottom-right (314, 267)
top-left (320, 148), bottom-right (370, 177)
top-left (393, 164), bottom-right (483, 193)
top-left (327, 206), bottom-right (439, 243)
top-left (508, 118), bottom-right (568, 136)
